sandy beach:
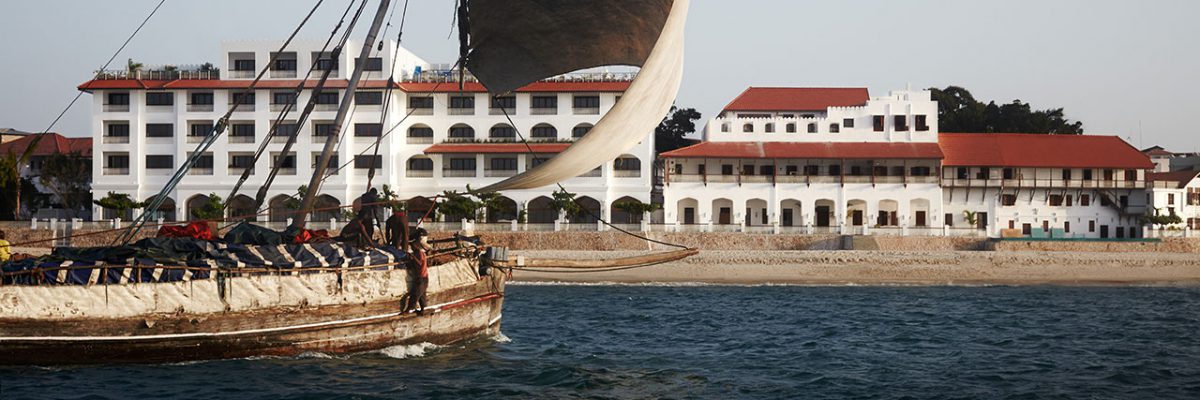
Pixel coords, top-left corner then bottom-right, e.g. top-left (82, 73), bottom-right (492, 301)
top-left (510, 250), bottom-right (1200, 286)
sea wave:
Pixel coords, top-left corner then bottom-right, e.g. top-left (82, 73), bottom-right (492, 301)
top-left (379, 342), bottom-right (440, 359)
top-left (508, 281), bottom-right (1006, 288)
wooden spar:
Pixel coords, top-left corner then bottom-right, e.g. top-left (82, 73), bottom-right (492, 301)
top-left (497, 248), bottom-right (699, 269)
top-left (292, 0), bottom-right (393, 230)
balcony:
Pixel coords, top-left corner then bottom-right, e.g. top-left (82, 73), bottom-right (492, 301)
top-left (843, 176), bottom-right (872, 184)
top-left (229, 70), bottom-right (256, 79)
top-left (406, 137), bottom-right (434, 145)
top-left (102, 136), bottom-right (130, 144)
top-left (485, 169), bottom-right (516, 178)
top-left (489, 107), bottom-right (515, 116)
top-left (573, 107), bottom-right (600, 115)
top-left (707, 175), bottom-right (737, 183)
top-left (409, 108), bottom-right (434, 116)
top-left (406, 170), bottom-right (433, 178)
top-left (578, 169), bottom-right (602, 178)
top-left (443, 169), bottom-right (477, 178)
top-left (102, 168), bottom-right (129, 175)
top-left (271, 135), bottom-right (298, 144)
top-left (448, 108), bottom-right (475, 116)
top-left (187, 168), bottom-right (214, 176)
top-left (874, 176), bottom-right (905, 184)
top-left (228, 167), bottom-right (254, 176)
top-left (315, 104), bottom-right (339, 112)
top-left (270, 103), bottom-right (295, 112)
top-left (277, 168), bottom-right (297, 176)
top-left (270, 70), bottom-right (297, 79)
top-left (229, 136), bottom-right (255, 144)
top-left (230, 103), bottom-right (256, 112)
top-left (530, 107), bottom-right (557, 116)
top-left (188, 104), bottom-right (214, 112)
top-left (146, 104), bottom-right (174, 113)
top-left (186, 135), bottom-right (207, 144)
top-left (103, 104), bottom-right (130, 113)
top-left (907, 176), bottom-right (940, 184)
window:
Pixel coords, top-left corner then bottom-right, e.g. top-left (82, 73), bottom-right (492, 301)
top-left (873, 166), bottom-right (889, 177)
top-left (531, 157), bottom-right (550, 168)
top-left (314, 91), bottom-right (339, 105)
top-left (945, 213), bottom-right (954, 227)
top-left (145, 155), bottom-right (173, 169)
top-left (272, 58), bottom-right (297, 71)
top-left (803, 165), bottom-right (819, 176)
top-left (1083, 169), bottom-right (1094, 180)
top-left (490, 125), bottom-right (516, 139)
top-left (449, 96), bottom-right (475, 109)
top-left (1081, 194), bottom-right (1091, 206)
top-left (1062, 169), bottom-right (1072, 181)
top-left (1001, 194), bottom-right (1018, 206)
top-left (408, 158), bottom-right (434, 170)
top-left (230, 154), bottom-right (255, 169)
top-left (894, 115), bottom-right (908, 131)
top-left (315, 57), bottom-right (338, 71)
top-left (721, 164), bottom-right (734, 175)
top-left (828, 165), bottom-right (842, 176)
top-left (1103, 169), bottom-right (1115, 181)
top-left (786, 123), bottom-right (797, 133)
top-left (448, 158), bottom-right (476, 170)
top-left (891, 166), bottom-right (905, 176)
top-left (409, 97), bottom-right (433, 109)
top-left (760, 165), bottom-right (774, 176)
top-left (615, 157), bottom-right (641, 171)
top-left (274, 123), bottom-right (298, 138)
top-left (189, 123), bottom-right (212, 137)
top-left (355, 91), bottom-right (384, 105)
top-left (765, 123), bottom-right (775, 133)
top-left (721, 123), bottom-right (730, 133)
top-left (193, 153), bottom-right (214, 169)
top-left (146, 123), bottom-right (173, 138)
top-left (956, 168), bottom-right (969, 179)
top-left (1066, 195), bottom-right (1073, 206)
top-left (490, 158), bottom-right (518, 171)
top-left (1049, 195), bottom-right (1064, 206)
top-left (312, 123), bottom-right (335, 137)
top-left (873, 115), bottom-right (885, 132)
top-left (829, 124), bottom-right (840, 133)
top-left (1124, 169), bottom-right (1137, 181)
top-left (697, 164), bottom-right (706, 175)
top-left (572, 124), bottom-right (592, 138)
top-left (1169, 193), bottom-right (1176, 205)
top-left (354, 155), bottom-right (383, 169)
top-left (107, 92), bottom-right (130, 105)
top-left (785, 165), bottom-right (798, 175)
top-left (449, 125), bottom-right (475, 139)
top-left (807, 123), bottom-right (817, 133)
top-left (910, 166), bottom-right (932, 176)
top-left (146, 92), bottom-right (174, 106)
top-left (106, 154), bottom-right (130, 168)
top-left (361, 57), bottom-right (383, 71)
top-left (531, 96), bottom-right (557, 109)
top-left (313, 154), bottom-right (339, 171)
top-left (843, 118), bottom-right (855, 128)
top-left (233, 59), bottom-right (255, 71)
top-left (190, 92), bottom-right (214, 105)
top-left (915, 115), bottom-right (929, 131)
top-left (743, 124), bottom-right (754, 133)
top-left (850, 166), bottom-right (863, 176)
top-left (354, 123), bottom-right (382, 137)
top-left (491, 96), bottom-right (516, 109)
top-left (408, 126), bottom-right (433, 138)
top-left (1064, 221), bottom-right (1070, 233)
top-left (573, 95), bottom-right (600, 108)
top-left (674, 164), bottom-right (683, 175)
top-left (1089, 220), bottom-right (1096, 232)
top-left (231, 92), bottom-right (255, 105)
top-left (531, 125), bottom-right (557, 139)
top-left (272, 91), bottom-right (296, 105)
top-left (272, 154), bottom-right (296, 169)
top-left (976, 168), bottom-right (990, 180)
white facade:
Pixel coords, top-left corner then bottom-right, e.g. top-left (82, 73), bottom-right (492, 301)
top-left (1147, 171), bottom-right (1200, 231)
top-left (88, 40), bottom-right (653, 224)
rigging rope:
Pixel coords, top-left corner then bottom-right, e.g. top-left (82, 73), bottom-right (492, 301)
top-left (118, 0), bottom-right (328, 245)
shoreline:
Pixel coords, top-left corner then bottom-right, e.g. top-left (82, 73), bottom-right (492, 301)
top-left (509, 250), bottom-right (1200, 286)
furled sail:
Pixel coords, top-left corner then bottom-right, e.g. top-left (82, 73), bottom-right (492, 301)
top-left (476, 0), bottom-right (690, 192)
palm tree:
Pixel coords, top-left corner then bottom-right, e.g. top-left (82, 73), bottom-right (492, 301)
top-left (126, 58), bottom-right (144, 78)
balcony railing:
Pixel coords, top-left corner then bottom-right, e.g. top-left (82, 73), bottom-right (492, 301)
top-left (276, 168), bottom-right (296, 176)
top-left (874, 176), bottom-right (905, 184)
top-left (146, 104), bottom-right (174, 112)
top-left (270, 103), bottom-right (295, 112)
top-left (187, 136), bottom-right (207, 144)
top-left (530, 107), bottom-right (557, 115)
top-left (94, 68), bottom-right (220, 81)
top-left (740, 175), bottom-right (770, 183)
top-left (102, 136), bottom-right (130, 144)
top-left (485, 169), bottom-right (517, 178)
top-left (443, 169), bottom-right (477, 178)
top-left (314, 104), bottom-right (339, 112)
top-left (579, 169), bottom-right (602, 178)
top-left (102, 168), bottom-right (129, 175)
top-left (271, 135), bottom-right (298, 143)
top-left (270, 70), bottom-right (298, 79)
top-left (406, 170), bottom-right (433, 178)
top-left (842, 176), bottom-right (872, 184)
top-left (409, 108), bottom-right (434, 116)
top-left (448, 108), bottom-right (475, 116)
top-left (489, 107), bottom-right (515, 116)
top-left (228, 70), bottom-right (256, 79)
top-left (229, 136), bottom-right (255, 144)
top-left (187, 168), bottom-right (214, 176)
top-left (943, 178), bottom-right (1145, 189)
top-left (230, 103), bottom-right (256, 112)
top-left (188, 104), bottom-right (214, 112)
top-left (573, 107), bottom-right (600, 115)
top-left (407, 137), bottom-right (434, 145)
top-left (103, 104), bottom-right (130, 112)
top-left (667, 174), bottom-right (941, 186)
top-left (615, 170), bottom-right (643, 178)
top-left (228, 167), bottom-right (253, 176)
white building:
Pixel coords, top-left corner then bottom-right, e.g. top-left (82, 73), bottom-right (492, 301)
top-left (83, 39), bottom-right (653, 225)
top-left (1147, 170), bottom-right (1200, 230)
top-left (662, 87), bottom-right (1155, 239)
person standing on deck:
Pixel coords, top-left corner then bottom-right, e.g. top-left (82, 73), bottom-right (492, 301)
top-left (360, 188), bottom-right (383, 232)
top-left (406, 227), bottom-right (432, 314)
top-left (385, 209), bottom-right (409, 248)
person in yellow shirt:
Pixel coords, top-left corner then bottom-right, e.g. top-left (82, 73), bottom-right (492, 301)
top-left (0, 230), bottom-right (11, 262)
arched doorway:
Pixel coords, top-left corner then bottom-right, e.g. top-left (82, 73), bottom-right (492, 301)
top-left (185, 195), bottom-right (212, 221)
top-left (780, 199), bottom-right (802, 227)
top-left (877, 199), bottom-right (899, 227)
top-left (746, 198), bottom-right (768, 226)
top-left (268, 195), bottom-right (293, 222)
top-left (487, 196), bottom-right (518, 223)
top-left (611, 196), bottom-right (644, 224)
top-left (910, 198), bottom-right (931, 227)
top-left (846, 199), bottom-right (868, 227)
top-left (677, 198), bottom-right (699, 225)
top-left (406, 196), bottom-right (435, 222)
top-left (712, 198), bottom-right (733, 225)
top-left (572, 196), bottom-right (602, 224)
top-left (313, 195), bottom-right (342, 222)
top-left (527, 196), bottom-right (556, 223)
top-left (227, 195), bottom-right (256, 222)
top-left (814, 199), bottom-right (835, 227)
top-left (144, 196), bottom-right (176, 222)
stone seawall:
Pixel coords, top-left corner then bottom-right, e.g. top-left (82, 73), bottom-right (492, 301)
top-left (988, 239), bottom-right (1200, 254)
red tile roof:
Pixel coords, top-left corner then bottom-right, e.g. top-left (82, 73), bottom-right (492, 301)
top-left (723, 87), bottom-right (870, 113)
top-left (939, 133), bottom-right (1153, 169)
top-left (659, 141), bottom-right (944, 160)
top-left (424, 142), bottom-right (572, 154)
top-left (1147, 170), bottom-right (1200, 189)
top-left (0, 133), bottom-right (92, 157)
top-left (1144, 148), bottom-right (1174, 157)
top-left (78, 79), bottom-right (630, 93)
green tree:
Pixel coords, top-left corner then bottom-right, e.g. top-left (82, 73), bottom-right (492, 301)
top-left (0, 154), bottom-right (19, 219)
top-left (930, 86), bottom-right (1084, 134)
top-left (613, 200), bottom-right (660, 215)
top-left (439, 190), bottom-right (484, 222)
top-left (190, 193), bottom-right (226, 221)
top-left (549, 188), bottom-right (581, 219)
top-left (37, 152), bottom-right (92, 211)
top-left (655, 106), bottom-right (702, 154)
top-left (94, 192), bottom-right (144, 220)
top-left (126, 58), bottom-right (143, 75)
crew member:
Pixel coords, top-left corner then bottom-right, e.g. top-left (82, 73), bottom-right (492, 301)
top-left (338, 213), bottom-right (375, 249)
top-left (385, 209), bottom-right (409, 248)
top-left (405, 227), bottom-right (432, 314)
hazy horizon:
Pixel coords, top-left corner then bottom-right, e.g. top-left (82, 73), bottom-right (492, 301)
top-left (1, 0), bottom-right (1197, 150)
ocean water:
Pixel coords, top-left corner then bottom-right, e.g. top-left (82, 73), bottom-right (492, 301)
top-left (5, 285), bottom-right (1200, 399)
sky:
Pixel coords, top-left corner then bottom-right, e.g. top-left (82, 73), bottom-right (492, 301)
top-left (1, 0), bottom-right (1198, 150)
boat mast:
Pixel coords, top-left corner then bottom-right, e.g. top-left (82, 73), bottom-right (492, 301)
top-left (291, 0), bottom-right (393, 231)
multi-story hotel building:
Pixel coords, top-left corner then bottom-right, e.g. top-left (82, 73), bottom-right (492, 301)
top-left (662, 87), bottom-right (1155, 239)
top-left (82, 39), bottom-right (653, 225)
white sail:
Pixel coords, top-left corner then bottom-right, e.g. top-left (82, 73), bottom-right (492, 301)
top-left (478, 0), bottom-right (690, 192)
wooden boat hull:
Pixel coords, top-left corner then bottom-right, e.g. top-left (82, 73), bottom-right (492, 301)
top-left (0, 258), bottom-right (505, 365)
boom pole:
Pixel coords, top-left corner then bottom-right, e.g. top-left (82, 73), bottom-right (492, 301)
top-left (291, 0), bottom-right (393, 231)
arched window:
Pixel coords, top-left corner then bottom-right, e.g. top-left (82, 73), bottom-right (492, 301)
top-left (448, 124), bottom-right (475, 139)
top-left (614, 156), bottom-right (641, 171)
top-left (407, 125), bottom-right (433, 137)
top-left (742, 123), bottom-right (753, 133)
top-left (830, 123), bottom-right (840, 133)
top-left (786, 123), bottom-right (797, 133)
top-left (765, 123), bottom-right (775, 133)
top-left (807, 123), bottom-right (817, 133)
top-left (572, 124), bottom-right (593, 138)
top-left (408, 157), bottom-right (434, 170)
top-left (490, 124), bottom-right (515, 139)
top-left (531, 124), bottom-right (557, 139)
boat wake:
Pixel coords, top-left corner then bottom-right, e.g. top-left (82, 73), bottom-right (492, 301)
top-left (491, 332), bottom-right (512, 343)
top-left (379, 342), bottom-right (440, 359)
